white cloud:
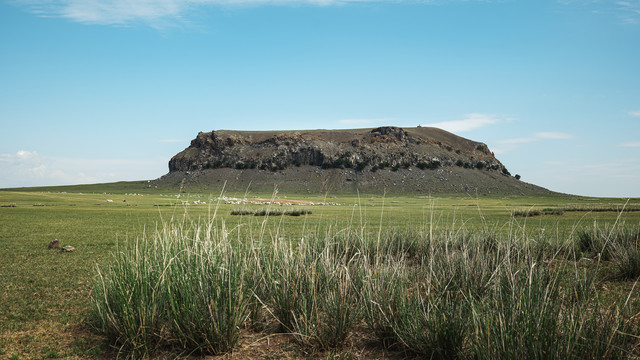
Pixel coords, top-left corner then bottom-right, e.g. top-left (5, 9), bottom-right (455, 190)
top-left (619, 141), bottom-right (640, 147)
top-left (494, 131), bottom-right (575, 154)
top-left (422, 113), bottom-right (503, 133)
top-left (17, 0), bottom-right (640, 27)
top-left (15, 0), bottom-right (385, 26)
top-left (616, 0), bottom-right (640, 24)
top-left (534, 132), bottom-right (574, 140)
top-left (498, 137), bottom-right (536, 145)
top-left (498, 132), bottom-right (574, 145)
top-left (559, 1), bottom-right (640, 25)
top-left (0, 150), bottom-right (165, 188)
top-left (629, 109), bottom-right (640, 116)
top-left (15, 0), bottom-right (506, 26)
top-left (338, 118), bottom-right (393, 125)
top-left (16, 150), bottom-right (39, 160)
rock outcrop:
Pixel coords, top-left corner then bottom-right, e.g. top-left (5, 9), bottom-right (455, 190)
top-left (169, 126), bottom-right (509, 176)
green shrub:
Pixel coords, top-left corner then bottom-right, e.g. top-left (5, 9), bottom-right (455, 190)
top-left (417, 160), bottom-right (441, 170)
top-left (542, 208), bottom-right (565, 215)
top-left (512, 209), bottom-right (541, 217)
top-left (287, 209), bottom-right (312, 216)
top-left (230, 208), bottom-right (311, 217)
top-left (355, 161), bottom-right (368, 171)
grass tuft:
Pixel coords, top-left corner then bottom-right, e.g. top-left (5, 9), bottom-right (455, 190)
top-left (90, 216), bottom-right (249, 357)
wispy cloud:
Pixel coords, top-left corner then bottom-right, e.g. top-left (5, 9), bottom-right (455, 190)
top-left (338, 118), bottom-right (393, 125)
top-left (499, 132), bottom-right (574, 145)
top-left (13, 0), bottom-right (384, 26)
top-left (615, 0), bottom-right (640, 24)
top-left (497, 137), bottom-right (535, 145)
top-left (619, 141), bottom-right (640, 147)
top-left (0, 150), bottom-right (164, 188)
top-left (14, 0), bottom-right (504, 26)
top-left (534, 132), bottom-right (574, 140)
top-left (543, 160), bottom-right (567, 165)
top-left (629, 109), bottom-right (640, 116)
top-left (493, 131), bottom-right (574, 154)
top-left (559, 0), bottom-right (640, 25)
top-left (422, 113), bottom-right (506, 133)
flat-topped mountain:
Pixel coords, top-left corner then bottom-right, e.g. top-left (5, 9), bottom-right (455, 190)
top-left (159, 126), bottom-right (554, 195)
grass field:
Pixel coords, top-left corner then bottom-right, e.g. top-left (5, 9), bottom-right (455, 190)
top-left (1, 182), bottom-right (640, 359)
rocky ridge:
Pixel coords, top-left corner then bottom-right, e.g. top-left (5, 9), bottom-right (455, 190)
top-left (161, 126), bottom-right (554, 195)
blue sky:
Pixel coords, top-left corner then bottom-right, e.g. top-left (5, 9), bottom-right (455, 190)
top-left (1, 0), bottom-right (639, 197)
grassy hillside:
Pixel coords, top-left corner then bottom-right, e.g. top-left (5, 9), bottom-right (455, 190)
top-left (157, 166), bottom-right (556, 196)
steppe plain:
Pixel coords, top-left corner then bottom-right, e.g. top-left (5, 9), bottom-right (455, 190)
top-left (1, 181), bottom-right (640, 359)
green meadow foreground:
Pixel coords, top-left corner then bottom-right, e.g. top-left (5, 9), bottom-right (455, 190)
top-left (1, 184), bottom-right (640, 359)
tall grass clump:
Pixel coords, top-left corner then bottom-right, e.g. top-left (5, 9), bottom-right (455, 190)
top-left (471, 261), bottom-right (638, 359)
top-left (577, 224), bottom-right (640, 279)
top-left (90, 217), bottom-right (249, 357)
top-left (609, 226), bottom-right (640, 279)
top-left (253, 233), bottom-right (362, 350)
top-left (470, 261), bottom-right (569, 359)
top-left (361, 232), bottom-right (508, 358)
top-left (90, 240), bottom-right (163, 356)
top-left (362, 229), bottom-right (640, 359)
top-left (362, 258), bottom-right (470, 358)
top-left (577, 226), bottom-right (615, 260)
top-left (468, 231), bottom-right (640, 360)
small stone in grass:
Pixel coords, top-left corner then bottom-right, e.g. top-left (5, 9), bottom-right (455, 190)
top-left (48, 239), bottom-right (60, 249)
top-left (61, 245), bottom-right (75, 252)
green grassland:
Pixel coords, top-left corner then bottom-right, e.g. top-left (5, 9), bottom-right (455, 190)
top-left (1, 183), bottom-right (640, 359)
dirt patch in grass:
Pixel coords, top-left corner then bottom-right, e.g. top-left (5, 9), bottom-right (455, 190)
top-left (0, 321), bottom-right (104, 359)
top-left (201, 330), bottom-right (393, 360)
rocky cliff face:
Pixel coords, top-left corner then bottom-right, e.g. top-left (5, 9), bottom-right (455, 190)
top-left (169, 126), bottom-right (512, 177)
